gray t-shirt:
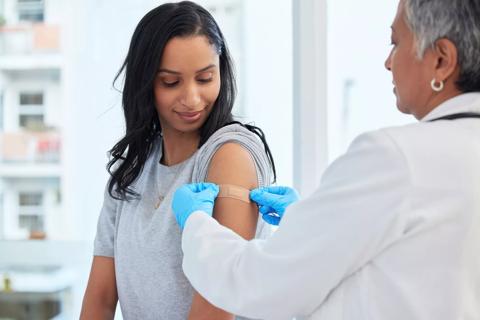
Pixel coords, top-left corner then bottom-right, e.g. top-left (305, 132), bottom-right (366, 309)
top-left (93, 124), bottom-right (273, 319)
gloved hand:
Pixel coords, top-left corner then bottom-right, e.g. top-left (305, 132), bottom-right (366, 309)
top-left (172, 182), bottom-right (219, 230)
top-left (250, 186), bottom-right (300, 225)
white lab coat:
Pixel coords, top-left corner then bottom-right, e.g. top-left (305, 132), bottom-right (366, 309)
top-left (181, 93), bottom-right (480, 320)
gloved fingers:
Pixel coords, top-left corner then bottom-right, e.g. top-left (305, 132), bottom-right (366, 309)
top-left (186, 182), bottom-right (219, 194)
top-left (173, 185), bottom-right (193, 202)
top-left (251, 186), bottom-right (285, 198)
top-left (250, 187), bottom-right (268, 201)
top-left (197, 184), bottom-right (220, 200)
top-left (200, 182), bottom-right (219, 194)
top-left (261, 212), bottom-right (281, 226)
top-left (259, 185), bottom-right (291, 195)
top-left (261, 186), bottom-right (300, 201)
top-left (256, 185), bottom-right (299, 196)
top-left (258, 205), bottom-right (274, 215)
top-left (250, 189), bottom-right (283, 207)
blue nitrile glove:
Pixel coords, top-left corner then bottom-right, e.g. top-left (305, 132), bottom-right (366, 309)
top-left (250, 186), bottom-right (300, 225)
top-left (172, 182), bottom-right (219, 230)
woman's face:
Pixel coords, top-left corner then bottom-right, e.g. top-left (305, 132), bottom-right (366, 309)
top-left (384, 1), bottom-right (435, 119)
top-left (154, 35), bottom-right (221, 135)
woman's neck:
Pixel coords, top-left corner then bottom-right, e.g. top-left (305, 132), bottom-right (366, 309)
top-left (160, 129), bottom-right (200, 166)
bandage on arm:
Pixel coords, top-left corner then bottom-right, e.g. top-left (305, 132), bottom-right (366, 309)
top-left (217, 184), bottom-right (251, 203)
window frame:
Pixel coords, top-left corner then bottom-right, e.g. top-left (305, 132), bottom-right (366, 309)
top-left (292, 0), bottom-right (328, 196)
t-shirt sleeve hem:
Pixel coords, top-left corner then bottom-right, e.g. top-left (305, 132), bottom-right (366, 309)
top-left (93, 246), bottom-right (114, 258)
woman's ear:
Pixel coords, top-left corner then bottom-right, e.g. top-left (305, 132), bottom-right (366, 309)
top-left (433, 38), bottom-right (459, 82)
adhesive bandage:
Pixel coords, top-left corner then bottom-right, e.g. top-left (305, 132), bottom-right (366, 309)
top-left (217, 184), bottom-right (251, 203)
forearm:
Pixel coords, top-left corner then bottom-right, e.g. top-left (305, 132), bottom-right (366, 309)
top-left (80, 256), bottom-right (118, 320)
top-left (80, 296), bottom-right (117, 320)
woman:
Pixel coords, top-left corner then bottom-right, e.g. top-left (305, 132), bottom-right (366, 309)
top-left (171, 0), bottom-right (480, 319)
top-left (80, 2), bottom-right (276, 319)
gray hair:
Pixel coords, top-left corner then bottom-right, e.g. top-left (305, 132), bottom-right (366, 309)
top-left (403, 0), bottom-right (480, 92)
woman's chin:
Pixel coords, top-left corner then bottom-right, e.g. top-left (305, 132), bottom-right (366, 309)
top-left (170, 119), bottom-right (206, 135)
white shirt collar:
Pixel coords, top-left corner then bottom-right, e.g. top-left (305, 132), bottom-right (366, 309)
top-left (421, 92), bottom-right (480, 122)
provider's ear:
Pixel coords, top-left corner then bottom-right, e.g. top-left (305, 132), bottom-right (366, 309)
top-left (432, 38), bottom-right (458, 82)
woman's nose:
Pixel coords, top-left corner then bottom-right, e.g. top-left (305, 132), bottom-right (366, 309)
top-left (180, 84), bottom-right (201, 109)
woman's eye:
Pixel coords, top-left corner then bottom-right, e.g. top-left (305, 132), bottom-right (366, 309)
top-left (163, 80), bottom-right (179, 87)
top-left (197, 72), bottom-right (214, 84)
top-left (197, 78), bottom-right (213, 83)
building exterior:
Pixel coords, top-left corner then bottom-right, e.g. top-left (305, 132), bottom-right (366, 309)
top-left (0, 0), bottom-right (64, 240)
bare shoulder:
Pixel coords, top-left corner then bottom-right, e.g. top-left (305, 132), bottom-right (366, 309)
top-left (207, 142), bottom-right (258, 189)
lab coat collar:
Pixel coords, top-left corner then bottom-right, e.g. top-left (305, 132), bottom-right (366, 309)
top-left (421, 92), bottom-right (480, 122)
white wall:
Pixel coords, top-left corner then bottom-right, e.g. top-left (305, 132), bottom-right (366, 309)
top-left (44, 0), bottom-right (64, 24)
top-left (242, 0), bottom-right (293, 186)
top-left (61, 0), bottom-right (134, 241)
top-left (327, 0), bottom-right (413, 160)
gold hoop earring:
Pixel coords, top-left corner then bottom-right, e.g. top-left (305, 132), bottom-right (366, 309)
top-left (431, 79), bottom-right (444, 92)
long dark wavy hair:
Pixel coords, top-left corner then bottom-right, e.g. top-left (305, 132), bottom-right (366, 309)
top-left (108, 1), bottom-right (276, 200)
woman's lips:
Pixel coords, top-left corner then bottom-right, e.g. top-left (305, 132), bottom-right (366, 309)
top-left (176, 110), bottom-right (203, 122)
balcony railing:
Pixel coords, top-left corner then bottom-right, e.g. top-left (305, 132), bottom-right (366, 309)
top-left (0, 24), bottom-right (60, 55)
top-left (0, 131), bottom-right (61, 163)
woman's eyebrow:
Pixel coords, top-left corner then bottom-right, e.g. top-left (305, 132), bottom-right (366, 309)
top-left (158, 68), bottom-right (181, 75)
top-left (158, 64), bottom-right (216, 75)
top-left (195, 64), bottom-right (216, 73)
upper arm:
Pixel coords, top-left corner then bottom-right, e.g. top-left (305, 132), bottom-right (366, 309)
top-left (188, 143), bottom-right (260, 320)
top-left (206, 142), bottom-right (259, 240)
top-left (80, 256), bottom-right (118, 320)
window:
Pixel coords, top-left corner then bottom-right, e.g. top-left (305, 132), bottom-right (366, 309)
top-left (17, 0), bottom-right (44, 22)
top-left (19, 113), bottom-right (44, 128)
top-left (18, 191), bottom-right (44, 233)
top-left (18, 92), bottom-right (45, 130)
top-left (20, 92), bottom-right (43, 105)
top-left (19, 191), bottom-right (42, 206)
top-left (19, 214), bottom-right (43, 231)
